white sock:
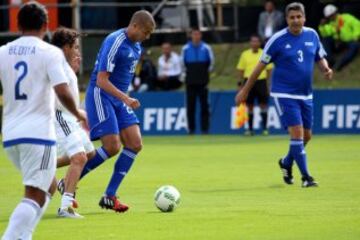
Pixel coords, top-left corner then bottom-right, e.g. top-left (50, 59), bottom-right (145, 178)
top-left (61, 192), bottom-right (74, 209)
top-left (20, 194), bottom-right (51, 240)
top-left (1, 198), bottom-right (40, 240)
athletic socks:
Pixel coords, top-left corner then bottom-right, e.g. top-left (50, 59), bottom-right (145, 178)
top-left (260, 109), bottom-right (268, 130)
top-left (105, 148), bottom-right (137, 197)
top-left (80, 147), bottom-right (110, 179)
top-left (289, 139), bottom-right (310, 177)
top-left (2, 198), bottom-right (41, 240)
top-left (20, 194), bottom-right (51, 240)
top-left (248, 112), bottom-right (254, 131)
top-left (61, 192), bottom-right (75, 209)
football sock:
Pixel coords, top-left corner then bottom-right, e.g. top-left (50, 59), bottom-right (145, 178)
top-left (289, 139), bottom-right (310, 177)
top-left (105, 148), bottom-right (137, 197)
top-left (260, 109), bottom-right (268, 130)
top-left (248, 112), bottom-right (254, 131)
top-left (80, 147), bottom-right (110, 179)
top-left (2, 198), bottom-right (40, 240)
top-left (282, 152), bottom-right (294, 169)
top-left (61, 192), bottom-right (75, 209)
top-left (20, 194), bottom-right (51, 240)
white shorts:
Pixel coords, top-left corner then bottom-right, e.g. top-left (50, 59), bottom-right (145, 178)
top-left (5, 144), bottom-right (56, 192)
top-left (55, 110), bottom-right (94, 158)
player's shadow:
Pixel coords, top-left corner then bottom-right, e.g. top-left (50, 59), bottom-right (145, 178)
top-left (41, 211), bottom-right (107, 221)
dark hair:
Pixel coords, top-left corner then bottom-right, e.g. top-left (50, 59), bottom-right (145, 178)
top-left (285, 2), bottom-right (305, 16)
top-left (250, 34), bottom-right (261, 40)
top-left (265, 0), bottom-right (275, 6)
top-left (191, 26), bottom-right (201, 32)
top-left (17, 1), bottom-right (48, 31)
top-left (51, 27), bottom-right (80, 48)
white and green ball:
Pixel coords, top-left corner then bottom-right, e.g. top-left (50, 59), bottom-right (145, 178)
top-left (154, 185), bottom-right (180, 212)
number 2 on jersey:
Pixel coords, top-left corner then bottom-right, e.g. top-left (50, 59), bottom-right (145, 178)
top-left (14, 61), bottom-right (28, 100)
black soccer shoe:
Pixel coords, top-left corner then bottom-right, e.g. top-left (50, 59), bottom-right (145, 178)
top-left (278, 159), bottom-right (294, 185)
top-left (302, 176), bottom-right (318, 188)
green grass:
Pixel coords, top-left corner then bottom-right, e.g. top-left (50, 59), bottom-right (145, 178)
top-left (1, 135), bottom-right (360, 239)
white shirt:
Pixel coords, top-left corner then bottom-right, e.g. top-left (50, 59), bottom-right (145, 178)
top-left (55, 61), bottom-right (79, 122)
top-left (0, 36), bottom-right (69, 146)
top-left (158, 52), bottom-right (182, 77)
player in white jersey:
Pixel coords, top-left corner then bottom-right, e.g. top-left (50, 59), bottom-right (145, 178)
top-left (0, 2), bottom-right (86, 239)
top-left (51, 27), bottom-right (95, 218)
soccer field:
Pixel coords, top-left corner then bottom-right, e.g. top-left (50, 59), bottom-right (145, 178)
top-left (0, 135), bottom-right (359, 240)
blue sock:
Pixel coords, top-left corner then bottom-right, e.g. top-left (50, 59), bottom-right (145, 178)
top-left (80, 147), bottom-right (110, 179)
top-left (289, 139), bottom-right (310, 177)
top-left (282, 152), bottom-right (294, 168)
top-left (105, 148), bottom-right (137, 197)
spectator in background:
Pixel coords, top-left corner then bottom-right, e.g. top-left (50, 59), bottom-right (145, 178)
top-left (156, 42), bottom-right (183, 90)
top-left (319, 4), bottom-right (360, 71)
top-left (258, 0), bottom-right (284, 43)
top-left (236, 34), bottom-right (273, 136)
top-left (181, 28), bottom-right (214, 134)
top-left (132, 49), bottom-right (157, 92)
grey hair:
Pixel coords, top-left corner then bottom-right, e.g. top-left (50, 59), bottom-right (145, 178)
top-left (285, 2), bottom-right (305, 17)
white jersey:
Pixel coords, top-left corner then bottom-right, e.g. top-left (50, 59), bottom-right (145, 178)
top-left (55, 61), bottom-right (79, 122)
top-left (0, 36), bottom-right (69, 147)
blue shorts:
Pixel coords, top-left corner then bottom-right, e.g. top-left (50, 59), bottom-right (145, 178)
top-left (272, 97), bottom-right (313, 129)
top-left (85, 85), bottom-right (139, 141)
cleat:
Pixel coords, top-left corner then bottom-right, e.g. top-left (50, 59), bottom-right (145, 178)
top-left (57, 207), bottom-right (84, 219)
top-left (302, 176), bottom-right (318, 188)
top-left (57, 178), bottom-right (65, 195)
top-left (278, 159), bottom-right (294, 185)
top-left (99, 196), bottom-right (129, 213)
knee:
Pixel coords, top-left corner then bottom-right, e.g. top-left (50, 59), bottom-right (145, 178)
top-left (103, 142), bottom-right (121, 157)
top-left (71, 152), bottom-right (87, 167)
top-left (126, 141), bottom-right (143, 153)
top-left (48, 178), bottom-right (57, 197)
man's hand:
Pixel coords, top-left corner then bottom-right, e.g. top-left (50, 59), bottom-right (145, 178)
top-left (235, 88), bottom-right (249, 106)
top-left (324, 68), bottom-right (333, 80)
top-left (124, 97), bottom-right (141, 109)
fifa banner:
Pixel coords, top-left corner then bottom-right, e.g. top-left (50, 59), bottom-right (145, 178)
top-left (132, 90), bottom-right (360, 135)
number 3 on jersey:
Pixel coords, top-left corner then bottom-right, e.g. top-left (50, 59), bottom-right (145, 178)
top-left (14, 61), bottom-right (28, 100)
top-left (297, 50), bottom-right (304, 63)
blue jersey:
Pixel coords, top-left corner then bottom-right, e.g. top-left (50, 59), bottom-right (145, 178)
top-left (261, 27), bottom-right (326, 99)
top-left (89, 28), bottom-right (141, 93)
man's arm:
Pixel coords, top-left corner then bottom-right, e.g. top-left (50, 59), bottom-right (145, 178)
top-left (54, 83), bottom-right (86, 122)
top-left (237, 70), bottom-right (245, 87)
top-left (317, 58), bottom-right (333, 80)
top-left (96, 71), bottom-right (140, 109)
top-left (235, 62), bottom-right (267, 105)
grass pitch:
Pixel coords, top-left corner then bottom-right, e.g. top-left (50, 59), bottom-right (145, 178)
top-left (0, 135), bottom-right (359, 240)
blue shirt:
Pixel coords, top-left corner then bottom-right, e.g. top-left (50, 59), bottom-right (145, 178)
top-left (89, 28), bottom-right (141, 94)
top-left (261, 27), bottom-right (326, 99)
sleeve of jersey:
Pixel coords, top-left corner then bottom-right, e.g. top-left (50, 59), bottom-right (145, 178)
top-left (47, 49), bottom-right (69, 87)
top-left (98, 35), bottom-right (125, 73)
top-left (314, 32), bottom-right (327, 61)
top-left (260, 40), bottom-right (276, 64)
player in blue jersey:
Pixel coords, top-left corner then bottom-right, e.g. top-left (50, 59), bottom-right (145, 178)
top-left (79, 10), bottom-right (155, 212)
top-left (236, 2), bottom-right (333, 187)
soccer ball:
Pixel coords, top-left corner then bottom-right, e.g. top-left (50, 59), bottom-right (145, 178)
top-left (154, 185), bottom-right (180, 212)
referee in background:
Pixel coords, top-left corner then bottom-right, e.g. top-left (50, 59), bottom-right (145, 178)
top-left (237, 34), bottom-right (272, 136)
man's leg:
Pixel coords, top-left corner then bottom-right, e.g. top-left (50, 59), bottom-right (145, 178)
top-left (100, 125), bottom-right (142, 212)
top-left (335, 41), bottom-right (359, 71)
top-left (199, 84), bottom-right (210, 134)
top-left (2, 145), bottom-right (56, 239)
top-left (186, 85), bottom-right (197, 134)
top-left (80, 134), bottom-right (120, 179)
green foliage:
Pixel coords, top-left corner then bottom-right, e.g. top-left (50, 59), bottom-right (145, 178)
top-left (1, 135), bottom-right (360, 239)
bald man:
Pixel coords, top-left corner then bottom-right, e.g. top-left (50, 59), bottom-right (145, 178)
top-left (80, 10), bottom-right (155, 212)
